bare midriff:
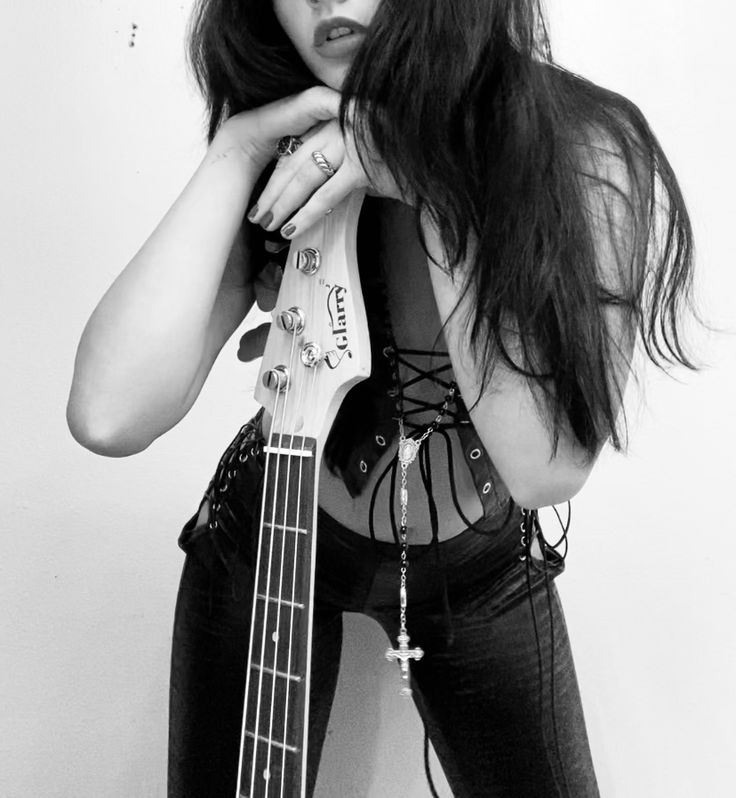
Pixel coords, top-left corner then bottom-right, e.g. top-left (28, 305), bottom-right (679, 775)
top-left (317, 199), bottom-right (487, 544)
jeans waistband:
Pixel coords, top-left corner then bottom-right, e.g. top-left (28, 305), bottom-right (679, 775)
top-left (314, 498), bottom-right (527, 614)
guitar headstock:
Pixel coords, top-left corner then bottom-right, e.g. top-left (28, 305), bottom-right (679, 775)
top-left (255, 189), bottom-right (371, 448)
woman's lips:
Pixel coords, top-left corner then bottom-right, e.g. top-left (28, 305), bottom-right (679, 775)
top-left (314, 31), bottom-right (366, 59)
top-left (313, 17), bottom-right (368, 58)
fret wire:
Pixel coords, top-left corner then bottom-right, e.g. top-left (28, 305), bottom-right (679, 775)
top-left (263, 521), bottom-right (309, 535)
top-left (244, 729), bottom-right (300, 755)
top-left (251, 662), bottom-right (303, 683)
top-left (257, 593), bottom-right (305, 611)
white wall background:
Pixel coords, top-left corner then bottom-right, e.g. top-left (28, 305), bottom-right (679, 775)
top-left (2, 1), bottom-right (734, 796)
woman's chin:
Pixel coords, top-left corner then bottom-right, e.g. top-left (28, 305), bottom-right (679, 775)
top-left (312, 62), bottom-right (349, 92)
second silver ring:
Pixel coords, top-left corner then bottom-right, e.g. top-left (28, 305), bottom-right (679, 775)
top-left (311, 150), bottom-right (336, 178)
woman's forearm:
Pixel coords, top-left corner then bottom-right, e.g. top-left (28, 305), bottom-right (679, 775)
top-left (422, 215), bottom-right (604, 509)
top-left (67, 141), bottom-right (259, 456)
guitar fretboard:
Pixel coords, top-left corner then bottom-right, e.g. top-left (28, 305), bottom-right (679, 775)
top-left (237, 433), bottom-right (318, 798)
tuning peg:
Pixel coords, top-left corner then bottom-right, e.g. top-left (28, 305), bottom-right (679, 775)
top-left (296, 247), bottom-right (321, 275)
top-left (262, 366), bottom-right (289, 392)
top-left (276, 307), bottom-right (305, 335)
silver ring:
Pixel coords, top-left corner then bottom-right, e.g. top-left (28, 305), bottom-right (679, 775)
top-left (311, 150), bottom-right (336, 177)
top-left (276, 135), bottom-right (302, 157)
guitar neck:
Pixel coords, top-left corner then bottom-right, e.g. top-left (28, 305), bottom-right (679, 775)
top-left (236, 188), bottom-right (370, 797)
top-left (236, 433), bottom-right (319, 798)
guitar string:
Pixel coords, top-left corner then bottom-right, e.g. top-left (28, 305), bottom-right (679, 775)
top-left (239, 377), bottom-right (281, 798)
top-left (280, 364), bottom-right (318, 798)
top-left (262, 331), bottom-right (299, 793)
top-left (249, 330), bottom-right (298, 798)
top-left (273, 334), bottom-right (312, 797)
top-left (237, 380), bottom-right (282, 798)
top-left (264, 328), bottom-right (303, 792)
top-left (247, 381), bottom-right (281, 798)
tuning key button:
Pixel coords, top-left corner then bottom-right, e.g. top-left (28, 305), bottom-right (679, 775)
top-left (300, 342), bottom-right (322, 368)
top-left (296, 247), bottom-right (321, 275)
top-left (276, 306), bottom-right (305, 334)
top-left (262, 365), bottom-right (289, 392)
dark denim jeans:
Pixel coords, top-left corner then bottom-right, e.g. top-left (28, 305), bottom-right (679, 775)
top-left (169, 423), bottom-right (599, 797)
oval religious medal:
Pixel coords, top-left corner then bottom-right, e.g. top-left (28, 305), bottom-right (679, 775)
top-left (398, 437), bottom-right (419, 466)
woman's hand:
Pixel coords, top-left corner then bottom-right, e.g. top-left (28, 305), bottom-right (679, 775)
top-left (211, 85), bottom-right (342, 173)
top-left (245, 100), bottom-right (410, 240)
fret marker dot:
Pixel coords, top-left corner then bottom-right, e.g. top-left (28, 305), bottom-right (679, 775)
top-left (272, 632), bottom-right (279, 643)
top-left (263, 768), bottom-right (270, 781)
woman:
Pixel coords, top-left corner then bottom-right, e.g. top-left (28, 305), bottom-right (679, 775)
top-left (67, 0), bottom-right (701, 795)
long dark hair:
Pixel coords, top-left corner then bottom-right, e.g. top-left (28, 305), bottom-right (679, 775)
top-left (188, 0), bottom-right (706, 460)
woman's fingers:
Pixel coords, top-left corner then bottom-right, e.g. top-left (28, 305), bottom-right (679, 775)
top-left (276, 166), bottom-right (364, 240)
top-left (245, 102), bottom-right (371, 239)
top-left (248, 135), bottom-right (345, 232)
top-left (220, 86), bottom-right (341, 173)
top-left (253, 261), bottom-right (283, 311)
top-left (270, 86), bottom-right (342, 140)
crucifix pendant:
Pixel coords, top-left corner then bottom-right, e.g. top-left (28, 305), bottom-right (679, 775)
top-left (385, 629), bottom-right (424, 698)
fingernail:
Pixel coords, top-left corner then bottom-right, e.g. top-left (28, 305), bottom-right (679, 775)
top-left (281, 223), bottom-right (296, 238)
top-left (247, 204), bottom-right (259, 221)
top-left (260, 211), bottom-right (273, 229)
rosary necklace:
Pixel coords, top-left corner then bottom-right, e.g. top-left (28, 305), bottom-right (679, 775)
top-left (372, 246), bottom-right (459, 696)
top-left (384, 368), bottom-right (457, 697)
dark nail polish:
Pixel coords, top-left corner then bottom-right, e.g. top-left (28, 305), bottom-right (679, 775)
top-left (247, 204), bottom-right (259, 221)
top-left (260, 211), bottom-right (273, 228)
top-left (281, 223), bottom-right (296, 238)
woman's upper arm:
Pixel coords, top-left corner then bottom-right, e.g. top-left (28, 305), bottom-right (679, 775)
top-left (181, 226), bottom-right (257, 409)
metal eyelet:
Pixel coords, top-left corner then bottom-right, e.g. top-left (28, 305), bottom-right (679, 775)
top-left (482, 482), bottom-right (492, 494)
top-left (375, 435), bottom-right (386, 447)
top-left (359, 459), bottom-right (368, 473)
top-left (469, 448), bottom-right (482, 460)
